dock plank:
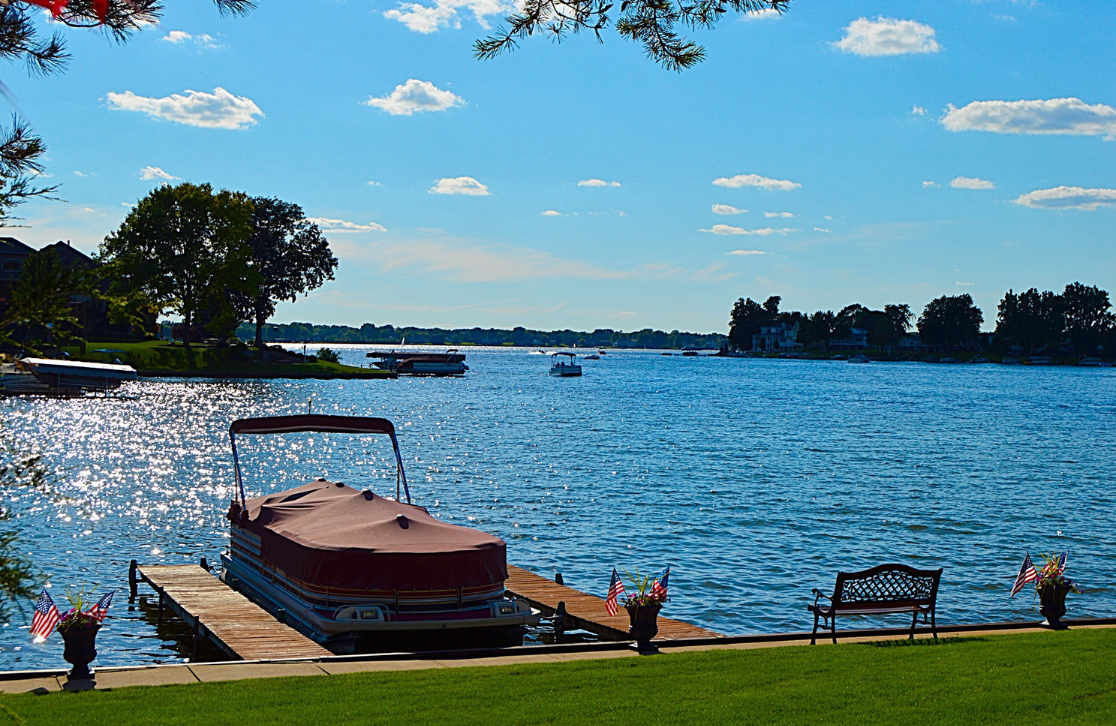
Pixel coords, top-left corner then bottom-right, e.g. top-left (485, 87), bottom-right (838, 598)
top-left (137, 564), bottom-right (332, 661)
top-left (505, 566), bottom-right (722, 641)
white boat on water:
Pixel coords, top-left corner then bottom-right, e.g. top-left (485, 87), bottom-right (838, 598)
top-left (1, 358), bottom-right (137, 395)
top-left (847, 354), bottom-right (871, 364)
top-left (549, 352), bottom-right (582, 377)
top-left (366, 349), bottom-right (468, 376)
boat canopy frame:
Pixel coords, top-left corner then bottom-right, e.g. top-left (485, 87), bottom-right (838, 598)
top-left (229, 414), bottom-right (411, 510)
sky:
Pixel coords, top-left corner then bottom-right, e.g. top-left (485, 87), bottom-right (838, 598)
top-left (5, 0), bottom-right (1115, 333)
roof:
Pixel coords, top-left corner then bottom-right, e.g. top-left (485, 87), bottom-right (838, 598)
top-left (40, 242), bottom-right (97, 270)
top-left (0, 238), bottom-right (34, 256)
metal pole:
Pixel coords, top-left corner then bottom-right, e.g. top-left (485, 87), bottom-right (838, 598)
top-left (230, 429), bottom-right (247, 510)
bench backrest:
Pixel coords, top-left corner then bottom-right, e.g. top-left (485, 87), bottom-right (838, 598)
top-left (833, 564), bottom-right (942, 607)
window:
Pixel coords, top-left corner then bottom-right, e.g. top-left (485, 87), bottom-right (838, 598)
top-left (1, 259), bottom-right (21, 271)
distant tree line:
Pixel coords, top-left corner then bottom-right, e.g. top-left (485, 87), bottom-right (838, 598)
top-left (729, 282), bottom-right (1115, 356)
top-left (233, 322), bottom-right (727, 350)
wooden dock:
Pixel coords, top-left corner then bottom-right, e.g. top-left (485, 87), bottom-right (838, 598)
top-left (505, 565), bottom-right (723, 641)
top-left (131, 562), bottom-right (331, 661)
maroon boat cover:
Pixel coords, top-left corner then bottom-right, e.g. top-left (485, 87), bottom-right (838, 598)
top-left (232, 480), bottom-right (507, 591)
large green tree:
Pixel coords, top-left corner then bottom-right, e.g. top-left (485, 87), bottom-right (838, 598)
top-left (995, 288), bottom-right (1065, 355)
top-left (728, 295), bottom-right (778, 350)
top-left (476, 0), bottom-right (792, 71)
top-left (99, 182), bottom-right (256, 349)
top-left (1061, 282), bottom-right (1113, 356)
top-left (234, 198), bottom-right (338, 349)
top-left (917, 294), bottom-right (984, 351)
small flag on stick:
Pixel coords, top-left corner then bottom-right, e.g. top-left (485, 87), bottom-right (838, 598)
top-left (87, 590), bottom-right (115, 623)
top-left (605, 568), bottom-right (625, 616)
top-left (1056, 552), bottom-right (1067, 575)
top-left (30, 589), bottom-right (61, 642)
top-left (649, 566), bottom-right (670, 600)
top-left (1010, 554), bottom-right (1038, 597)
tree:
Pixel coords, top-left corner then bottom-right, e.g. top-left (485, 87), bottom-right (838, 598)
top-left (0, 247), bottom-right (89, 351)
top-left (233, 198), bottom-right (338, 348)
top-left (476, 0), bottom-right (792, 72)
top-left (728, 296), bottom-right (776, 350)
top-left (0, 1), bottom-right (252, 222)
top-left (1061, 282), bottom-right (1113, 355)
top-left (917, 294), bottom-right (984, 351)
top-left (995, 288), bottom-right (1064, 355)
top-left (99, 182), bottom-right (256, 349)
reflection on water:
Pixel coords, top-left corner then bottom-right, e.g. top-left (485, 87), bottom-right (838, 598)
top-left (2, 346), bottom-right (1114, 670)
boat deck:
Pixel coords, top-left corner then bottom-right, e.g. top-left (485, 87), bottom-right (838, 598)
top-left (132, 563), bottom-right (332, 661)
top-left (505, 565), bottom-right (723, 641)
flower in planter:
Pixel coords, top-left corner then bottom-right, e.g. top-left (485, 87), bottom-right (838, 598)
top-left (605, 566), bottom-right (671, 615)
top-left (28, 584), bottom-right (114, 640)
top-left (1033, 552), bottom-right (1081, 596)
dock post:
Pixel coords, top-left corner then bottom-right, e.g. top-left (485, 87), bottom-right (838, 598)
top-left (128, 559), bottom-right (138, 597)
top-left (554, 601), bottom-right (567, 635)
top-left (199, 556), bottom-right (209, 572)
top-left (157, 592), bottom-right (165, 626)
top-left (555, 572), bottom-right (564, 585)
top-left (191, 618), bottom-right (200, 660)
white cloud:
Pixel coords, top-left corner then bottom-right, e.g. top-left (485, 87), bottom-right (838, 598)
top-left (105, 87), bottom-right (263, 130)
top-left (911, 105), bottom-right (927, 116)
top-left (577, 179), bottom-right (621, 188)
top-left (72, 171), bottom-right (88, 177)
top-left (922, 180), bottom-right (940, 188)
top-left (764, 211), bottom-right (794, 218)
top-left (956, 281), bottom-right (974, 286)
top-left (813, 227), bottom-right (833, 233)
top-left (713, 174), bottom-right (800, 191)
top-left (362, 79), bottom-right (464, 116)
top-left (540, 210), bottom-right (563, 216)
top-left (727, 249), bottom-right (766, 255)
top-left (700, 225), bottom-right (798, 236)
top-left (367, 181), bottom-right (382, 186)
top-left (1013, 186), bottom-right (1116, 211)
top-left (941, 98), bottom-right (1116, 138)
top-left (161, 31), bottom-right (221, 48)
top-left (742, 8), bottom-right (779, 21)
top-left (429, 177), bottom-right (490, 196)
top-left (834, 17), bottom-right (940, 57)
top-left (306, 217), bottom-right (388, 232)
top-left (951, 176), bottom-right (995, 189)
top-left (712, 204), bottom-right (746, 215)
top-left (139, 166), bottom-right (179, 181)
top-left (384, 0), bottom-right (514, 34)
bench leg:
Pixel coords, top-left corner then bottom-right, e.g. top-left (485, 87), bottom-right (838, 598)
top-left (909, 611), bottom-right (918, 640)
top-left (931, 608), bottom-right (938, 640)
top-left (831, 615), bottom-right (837, 645)
top-left (811, 612), bottom-right (819, 646)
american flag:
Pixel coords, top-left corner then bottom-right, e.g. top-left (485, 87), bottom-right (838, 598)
top-left (1056, 552), bottom-right (1067, 575)
top-left (87, 591), bottom-right (115, 623)
top-left (605, 568), bottom-right (625, 616)
top-left (649, 566), bottom-right (670, 600)
top-left (1010, 554), bottom-right (1038, 597)
top-left (30, 589), bottom-right (60, 642)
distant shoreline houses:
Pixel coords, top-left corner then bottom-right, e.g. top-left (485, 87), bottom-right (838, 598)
top-left (750, 321), bottom-right (987, 355)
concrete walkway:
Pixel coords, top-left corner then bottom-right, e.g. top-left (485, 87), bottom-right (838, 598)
top-left (3, 620), bottom-right (1113, 695)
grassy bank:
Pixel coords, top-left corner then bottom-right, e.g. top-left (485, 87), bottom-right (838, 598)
top-left (4, 629), bottom-right (1115, 725)
top-left (63, 341), bottom-right (393, 379)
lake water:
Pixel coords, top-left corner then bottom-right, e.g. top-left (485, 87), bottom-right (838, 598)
top-left (2, 347), bottom-right (1114, 670)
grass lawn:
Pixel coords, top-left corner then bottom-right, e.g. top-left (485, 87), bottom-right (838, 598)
top-left (3, 629), bottom-right (1114, 725)
top-left (62, 340), bottom-right (391, 378)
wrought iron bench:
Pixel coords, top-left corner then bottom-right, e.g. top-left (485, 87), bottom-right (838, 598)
top-left (808, 564), bottom-right (942, 644)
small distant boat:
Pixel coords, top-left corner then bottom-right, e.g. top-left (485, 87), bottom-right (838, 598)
top-left (529, 350), bottom-right (548, 355)
top-left (1027, 356), bottom-right (1054, 365)
top-left (681, 350), bottom-right (699, 357)
top-left (584, 354), bottom-right (600, 360)
top-left (598, 350), bottom-right (607, 355)
top-left (830, 354), bottom-right (846, 360)
top-left (549, 352), bottom-right (582, 377)
top-left (1078, 357), bottom-right (1111, 367)
top-left (972, 356), bottom-right (991, 364)
top-left (1001, 357), bottom-right (1022, 365)
top-left (847, 354), bottom-right (871, 364)
top-left (367, 349), bottom-right (467, 376)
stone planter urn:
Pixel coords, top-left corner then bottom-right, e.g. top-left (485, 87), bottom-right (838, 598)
top-left (1039, 583), bottom-right (1070, 626)
top-left (626, 603), bottom-right (661, 654)
top-left (61, 623), bottom-right (100, 679)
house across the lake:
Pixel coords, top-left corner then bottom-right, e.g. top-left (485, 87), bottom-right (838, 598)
top-left (753, 322), bottom-right (801, 352)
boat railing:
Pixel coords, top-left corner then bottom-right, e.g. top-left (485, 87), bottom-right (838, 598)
top-left (229, 414), bottom-right (411, 509)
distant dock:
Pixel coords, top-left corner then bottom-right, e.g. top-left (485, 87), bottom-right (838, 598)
top-left (505, 565), bottom-right (723, 641)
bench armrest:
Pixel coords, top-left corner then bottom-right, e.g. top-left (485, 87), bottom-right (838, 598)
top-left (811, 588), bottom-right (832, 607)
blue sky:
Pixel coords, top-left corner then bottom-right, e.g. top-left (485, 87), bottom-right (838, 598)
top-left (7, 0), bottom-right (1115, 332)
